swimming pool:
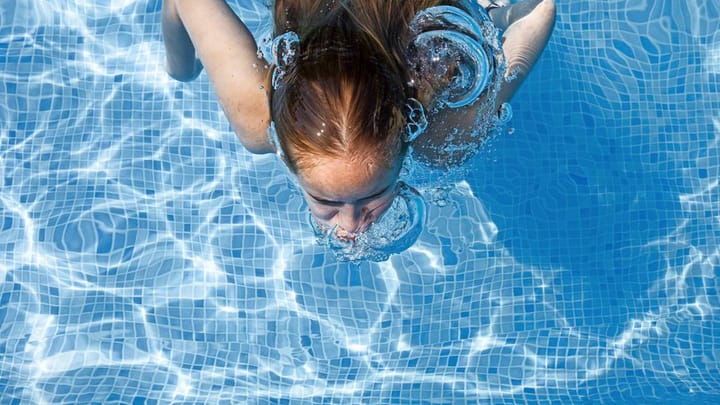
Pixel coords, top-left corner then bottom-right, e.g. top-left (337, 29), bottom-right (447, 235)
top-left (1, 0), bottom-right (719, 403)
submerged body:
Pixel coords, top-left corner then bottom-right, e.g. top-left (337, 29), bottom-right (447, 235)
top-left (162, 0), bottom-right (555, 250)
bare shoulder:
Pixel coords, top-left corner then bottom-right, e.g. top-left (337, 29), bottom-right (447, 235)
top-left (410, 95), bottom-right (497, 169)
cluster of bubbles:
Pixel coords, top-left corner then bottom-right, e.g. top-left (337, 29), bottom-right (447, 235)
top-left (403, 98), bottom-right (429, 143)
top-left (270, 30), bottom-right (299, 89)
top-left (309, 182), bottom-right (426, 262)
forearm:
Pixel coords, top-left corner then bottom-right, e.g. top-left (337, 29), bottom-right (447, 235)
top-left (162, 0), bottom-right (203, 81)
top-left (491, 0), bottom-right (556, 104)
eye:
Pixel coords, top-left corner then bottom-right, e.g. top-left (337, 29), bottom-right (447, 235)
top-left (310, 194), bottom-right (342, 206)
top-left (360, 185), bottom-right (394, 203)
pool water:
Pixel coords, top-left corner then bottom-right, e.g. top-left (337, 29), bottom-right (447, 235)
top-left (1, 0), bottom-right (719, 403)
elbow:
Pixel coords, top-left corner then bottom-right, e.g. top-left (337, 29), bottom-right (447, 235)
top-left (230, 110), bottom-right (274, 154)
top-left (242, 141), bottom-right (275, 155)
top-left (236, 130), bottom-right (275, 155)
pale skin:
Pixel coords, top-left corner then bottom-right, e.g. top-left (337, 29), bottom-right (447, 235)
top-left (162, 0), bottom-right (556, 236)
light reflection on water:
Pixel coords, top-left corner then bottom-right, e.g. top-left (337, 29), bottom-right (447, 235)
top-left (0, 0), bottom-right (719, 403)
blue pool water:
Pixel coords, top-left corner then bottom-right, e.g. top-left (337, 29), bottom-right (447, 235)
top-left (1, 0), bottom-right (719, 403)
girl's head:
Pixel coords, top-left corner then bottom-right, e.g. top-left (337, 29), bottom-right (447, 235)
top-left (271, 28), bottom-right (408, 172)
top-left (270, 1), bottom-right (429, 236)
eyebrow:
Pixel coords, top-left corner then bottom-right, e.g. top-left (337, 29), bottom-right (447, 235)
top-left (309, 184), bottom-right (391, 204)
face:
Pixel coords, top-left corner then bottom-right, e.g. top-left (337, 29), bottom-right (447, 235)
top-left (295, 153), bottom-right (402, 240)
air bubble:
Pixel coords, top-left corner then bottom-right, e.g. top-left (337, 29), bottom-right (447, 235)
top-left (403, 98), bottom-right (428, 143)
top-left (497, 102), bottom-right (513, 124)
top-left (271, 31), bottom-right (299, 89)
top-left (408, 6), bottom-right (493, 109)
top-left (506, 66), bottom-right (520, 82)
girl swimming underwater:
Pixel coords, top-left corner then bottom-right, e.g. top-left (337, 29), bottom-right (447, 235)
top-left (162, 0), bottom-right (555, 254)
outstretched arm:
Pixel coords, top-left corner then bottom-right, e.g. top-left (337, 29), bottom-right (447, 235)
top-left (162, 0), bottom-right (274, 154)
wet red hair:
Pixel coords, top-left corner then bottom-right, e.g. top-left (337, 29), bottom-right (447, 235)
top-left (271, 0), bottom-right (449, 173)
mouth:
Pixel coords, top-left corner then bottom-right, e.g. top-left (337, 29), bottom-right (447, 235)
top-left (335, 231), bottom-right (357, 243)
top-left (310, 209), bottom-right (379, 243)
top-left (310, 221), bottom-right (360, 244)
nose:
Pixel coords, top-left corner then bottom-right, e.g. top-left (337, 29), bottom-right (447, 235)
top-left (334, 204), bottom-right (369, 234)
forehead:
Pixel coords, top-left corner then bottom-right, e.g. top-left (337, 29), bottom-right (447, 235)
top-left (296, 155), bottom-right (400, 201)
